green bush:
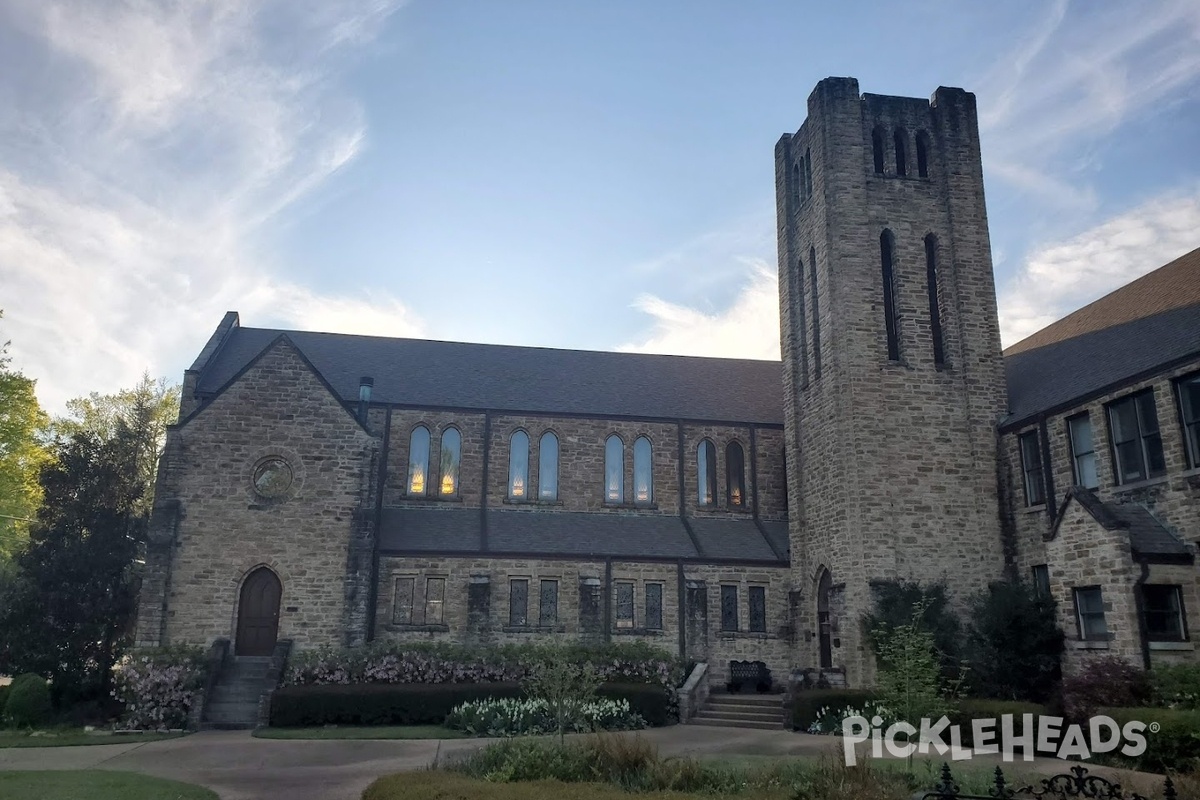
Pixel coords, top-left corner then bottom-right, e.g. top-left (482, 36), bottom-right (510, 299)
top-left (0, 684), bottom-right (10, 722)
top-left (1103, 707), bottom-right (1200, 773)
top-left (1062, 656), bottom-right (1151, 721)
top-left (950, 699), bottom-right (1049, 747)
top-left (790, 690), bottom-right (874, 731)
top-left (863, 580), bottom-right (962, 681)
top-left (963, 579), bottom-right (1063, 704)
top-left (1150, 663), bottom-right (1200, 709)
top-left (4, 673), bottom-right (52, 727)
top-left (270, 682), bottom-right (523, 727)
top-left (596, 682), bottom-right (674, 727)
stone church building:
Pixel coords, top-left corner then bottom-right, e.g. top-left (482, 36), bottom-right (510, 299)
top-left (135, 77), bottom-right (1200, 689)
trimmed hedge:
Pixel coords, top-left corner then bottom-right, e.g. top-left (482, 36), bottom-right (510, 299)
top-left (950, 699), bottom-right (1049, 748)
top-left (1103, 706), bottom-right (1200, 773)
top-left (596, 683), bottom-right (673, 727)
top-left (0, 684), bottom-right (10, 720)
top-left (271, 682), bottom-right (523, 727)
top-left (790, 690), bottom-right (874, 731)
top-left (4, 674), bottom-right (52, 727)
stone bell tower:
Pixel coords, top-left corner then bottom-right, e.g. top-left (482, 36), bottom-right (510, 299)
top-left (775, 77), bottom-right (1008, 685)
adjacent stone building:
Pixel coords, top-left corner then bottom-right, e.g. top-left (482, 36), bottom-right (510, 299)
top-left (136, 77), bottom-right (1199, 689)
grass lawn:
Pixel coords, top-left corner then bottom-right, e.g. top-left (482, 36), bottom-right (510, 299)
top-left (364, 770), bottom-right (780, 800)
top-left (0, 770), bottom-right (216, 800)
top-left (253, 724), bottom-right (469, 740)
top-left (0, 729), bottom-right (188, 748)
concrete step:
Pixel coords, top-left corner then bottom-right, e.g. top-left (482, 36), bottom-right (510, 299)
top-left (691, 716), bottom-right (782, 731)
top-left (706, 693), bottom-right (783, 707)
top-left (695, 708), bottom-right (781, 724)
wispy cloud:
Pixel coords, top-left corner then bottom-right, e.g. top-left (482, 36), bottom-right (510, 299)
top-left (999, 190), bottom-right (1200, 346)
top-left (978, 0), bottom-right (1200, 209)
top-left (0, 0), bottom-right (417, 412)
top-left (618, 261), bottom-right (780, 361)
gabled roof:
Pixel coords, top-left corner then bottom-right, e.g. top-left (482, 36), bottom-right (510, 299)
top-left (1003, 302), bottom-right (1200, 427)
top-left (1051, 487), bottom-right (1193, 559)
top-left (195, 326), bottom-right (784, 425)
top-left (1005, 247), bottom-right (1200, 357)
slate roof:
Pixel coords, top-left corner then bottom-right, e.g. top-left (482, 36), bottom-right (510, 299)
top-left (195, 326), bottom-right (784, 424)
top-left (1003, 302), bottom-right (1200, 428)
top-left (378, 507), bottom-right (787, 563)
top-left (1005, 247), bottom-right (1200, 356)
top-left (1060, 487), bottom-right (1192, 558)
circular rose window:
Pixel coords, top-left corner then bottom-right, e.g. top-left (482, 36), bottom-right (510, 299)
top-left (253, 457), bottom-right (293, 499)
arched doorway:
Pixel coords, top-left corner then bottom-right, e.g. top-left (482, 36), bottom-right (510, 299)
top-left (236, 567), bottom-right (281, 656)
top-left (816, 569), bottom-right (833, 670)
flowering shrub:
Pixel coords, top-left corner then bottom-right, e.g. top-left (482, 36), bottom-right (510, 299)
top-left (807, 700), bottom-right (895, 735)
top-left (284, 641), bottom-right (680, 691)
top-left (111, 646), bottom-right (207, 730)
top-left (446, 696), bottom-right (645, 737)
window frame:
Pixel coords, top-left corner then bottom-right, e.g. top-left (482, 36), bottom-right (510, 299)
top-left (615, 581), bottom-right (635, 629)
top-left (1106, 390), bottom-right (1165, 485)
top-left (1142, 584), bottom-right (1187, 643)
top-left (633, 435), bottom-right (654, 505)
top-left (644, 582), bottom-right (663, 630)
top-left (725, 440), bottom-right (746, 508)
top-left (1018, 429), bottom-right (1045, 506)
top-left (406, 425), bottom-right (431, 497)
top-left (1176, 372), bottom-right (1200, 470)
top-left (720, 584), bottom-right (739, 632)
top-left (538, 431), bottom-right (559, 501)
top-left (1031, 565), bottom-right (1051, 597)
top-left (392, 576), bottom-right (415, 625)
top-left (508, 429), bottom-right (530, 500)
top-left (1072, 586), bottom-right (1109, 642)
top-left (438, 426), bottom-right (462, 497)
top-left (604, 434), bottom-right (624, 504)
top-left (697, 439), bottom-right (718, 507)
top-left (1067, 413), bottom-right (1099, 489)
top-left (748, 586), bottom-right (767, 633)
top-left (538, 578), bottom-right (559, 627)
top-left (508, 578), bottom-right (529, 627)
top-left (880, 229), bottom-right (901, 361)
top-left (423, 577), bottom-right (445, 625)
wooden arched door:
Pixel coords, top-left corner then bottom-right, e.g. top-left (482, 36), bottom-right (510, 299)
top-left (236, 567), bottom-right (281, 656)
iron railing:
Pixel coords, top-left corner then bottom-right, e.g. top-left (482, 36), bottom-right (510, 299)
top-left (913, 763), bottom-right (1178, 800)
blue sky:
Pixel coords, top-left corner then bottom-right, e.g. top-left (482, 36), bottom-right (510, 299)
top-left (1, 0), bottom-right (1198, 411)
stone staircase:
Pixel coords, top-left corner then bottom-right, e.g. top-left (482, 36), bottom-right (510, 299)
top-left (202, 656), bottom-right (273, 729)
top-left (692, 691), bottom-right (784, 730)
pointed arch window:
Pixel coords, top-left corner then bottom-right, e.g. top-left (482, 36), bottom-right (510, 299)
top-left (508, 430), bottom-right (529, 499)
top-left (916, 131), bottom-right (930, 178)
top-left (633, 436), bottom-right (653, 504)
top-left (604, 435), bottom-right (624, 503)
top-left (697, 439), bottom-right (717, 507)
top-left (407, 425), bottom-right (430, 496)
top-left (872, 126), bottom-right (885, 174)
top-left (809, 246), bottom-right (822, 378)
top-left (538, 432), bottom-right (558, 500)
top-left (791, 163), bottom-right (801, 202)
top-left (804, 147), bottom-right (813, 197)
top-left (439, 427), bottom-right (461, 496)
top-left (894, 128), bottom-right (908, 177)
top-left (726, 441), bottom-right (746, 507)
top-left (925, 234), bottom-right (945, 366)
top-left (880, 230), bottom-right (901, 361)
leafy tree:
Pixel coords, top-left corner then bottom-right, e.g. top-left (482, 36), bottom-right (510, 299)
top-left (50, 372), bottom-right (179, 515)
top-left (0, 311), bottom-right (52, 561)
top-left (863, 580), bottom-right (962, 682)
top-left (964, 579), bottom-right (1063, 703)
top-left (524, 645), bottom-right (601, 744)
top-left (0, 428), bottom-right (145, 702)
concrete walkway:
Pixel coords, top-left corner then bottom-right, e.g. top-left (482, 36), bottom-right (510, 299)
top-left (0, 726), bottom-right (1163, 800)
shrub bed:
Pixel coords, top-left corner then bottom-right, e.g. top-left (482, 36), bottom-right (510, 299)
top-left (0, 685), bottom-right (10, 720)
top-left (270, 682), bottom-right (523, 727)
top-left (790, 689), bottom-right (875, 731)
top-left (1102, 706), bottom-right (1200, 773)
top-left (1150, 663), bottom-right (1200, 710)
top-left (111, 647), bottom-right (207, 731)
top-left (597, 682), bottom-right (673, 727)
top-left (446, 697), bottom-right (644, 736)
top-left (949, 700), bottom-right (1050, 747)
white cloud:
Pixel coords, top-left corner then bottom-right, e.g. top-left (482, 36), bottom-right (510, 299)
top-left (619, 261), bottom-right (780, 361)
top-left (998, 190), bottom-right (1200, 346)
top-left (977, 0), bottom-right (1200, 209)
top-left (0, 0), bottom-right (418, 412)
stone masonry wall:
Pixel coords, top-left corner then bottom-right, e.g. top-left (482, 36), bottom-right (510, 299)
top-left (155, 340), bottom-right (379, 651)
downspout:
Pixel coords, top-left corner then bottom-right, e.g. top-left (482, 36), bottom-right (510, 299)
top-left (1134, 557), bottom-right (1152, 671)
top-left (366, 406), bottom-right (391, 642)
top-left (604, 557), bottom-right (613, 643)
top-left (1038, 415), bottom-right (1056, 519)
top-left (676, 560), bottom-right (687, 660)
top-left (480, 412), bottom-right (491, 552)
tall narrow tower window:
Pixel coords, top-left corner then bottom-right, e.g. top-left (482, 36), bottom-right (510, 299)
top-left (794, 257), bottom-right (809, 386)
top-left (804, 147), bottom-right (813, 197)
top-left (508, 430), bottom-right (530, 499)
top-left (439, 427), bottom-right (461, 496)
top-left (916, 131), bottom-right (930, 178)
top-left (791, 163), bottom-right (800, 202)
top-left (796, 158), bottom-right (806, 201)
top-left (633, 436), bottom-right (653, 504)
top-left (894, 129), bottom-right (907, 177)
top-left (871, 126), bottom-right (885, 174)
top-left (726, 441), bottom-right (746, 507)
top-left (809, 247), bottom-right (822, 378)
top-left (407, 425), bottom-right (430, 496)
top-left (538, 432), bottom-right (558, 500)
top-left (697, 440), bottom-right (717, 507)
top-left (880, 230), bottom-right (901, 361)
top-left (925, 235), bottom-right (945, 366)
top-left (604, 434), bottom-right (624, 503)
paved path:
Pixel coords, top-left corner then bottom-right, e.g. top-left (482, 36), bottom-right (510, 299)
top-left (0, 726), bottom-right (1161, 800)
